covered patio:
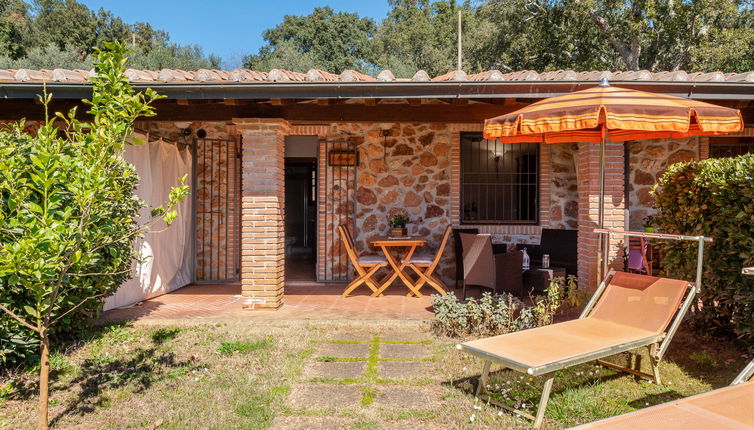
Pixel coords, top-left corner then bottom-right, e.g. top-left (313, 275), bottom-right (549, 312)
top-left (3, 67), bottom-right (754, 312)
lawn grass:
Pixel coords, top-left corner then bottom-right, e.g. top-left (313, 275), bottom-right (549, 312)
top-left (0, 320), bottom-right (748, 429)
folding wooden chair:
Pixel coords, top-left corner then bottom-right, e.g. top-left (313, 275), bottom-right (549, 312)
top-left (404, 225), bottom-right (452, 296)
top-left (627, 236), bottom-right (652, 275)
top-left (572, 359), bottom-right (754, 429)
top-left (336, 224), bottom-right (388, 297)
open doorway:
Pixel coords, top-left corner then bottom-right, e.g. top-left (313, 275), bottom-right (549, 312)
top-left (284, 136), bottom-right (318, 283)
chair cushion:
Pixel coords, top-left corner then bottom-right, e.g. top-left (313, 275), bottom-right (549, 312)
top-left (404, 251), bottom-right (435, 265)
top-left (357, 254), bottom-right (387, 265)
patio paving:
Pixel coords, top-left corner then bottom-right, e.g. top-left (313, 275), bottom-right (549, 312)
top-left (270, 416), bottom-right (354, 430)
top-left (99, 282), bottom-right (438, 322)
top-left (377, 361), bottom-right (429, 380)
top-left (379, 343), bottom-right (432, 359)
top-left (302, 361), bottom-right (367, 379)
top-left (283, 332), bottom-right (438, 419)
top-left (287, 384), bottom-right (363, 409)
top-left (313, 342), bottom-right (371, 359)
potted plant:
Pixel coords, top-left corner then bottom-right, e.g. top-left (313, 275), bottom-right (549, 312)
top-left (389, 213), bottom-right (410, 238)
top-left (643, 215), bottom-right (656, 232)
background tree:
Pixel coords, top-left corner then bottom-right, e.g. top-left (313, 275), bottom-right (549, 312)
top-left (243, 6), bottom-right (377, 73)
top-left (471, 0), bottom-right (754, 72)
top-left (0, 42), bottom-right (188, 429)
top-left (0, 0), bottom-right (218, 69)
top-left (371, 0), bottom-right (481, 77)
top-left (0, 0), bottom-right (32, 60)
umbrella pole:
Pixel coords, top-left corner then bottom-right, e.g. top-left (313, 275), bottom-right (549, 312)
top-left (597, 126), bottom-right (607, 284)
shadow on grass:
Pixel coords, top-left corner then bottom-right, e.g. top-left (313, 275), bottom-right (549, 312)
top-left (4, 322), bottom-right (196, 426)
top-left (627, 390), bottom-right (685, 409)
top-left (4, 322), bottom-right (132, 398)
top-left (661, 326), bottom-right (746, 388)
top-left (48, 343), bottom-right (195, 425)
top-left (443, 366), bottom-right (624, 406)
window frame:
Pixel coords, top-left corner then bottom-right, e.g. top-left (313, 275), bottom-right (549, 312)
top-left (459, 132), bottom-right (540, 225)
top-left (709, 136), bottom-right (754, 158)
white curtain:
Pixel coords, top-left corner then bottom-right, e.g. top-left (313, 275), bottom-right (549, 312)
top-left (103, 135), bottom-right (194, 310)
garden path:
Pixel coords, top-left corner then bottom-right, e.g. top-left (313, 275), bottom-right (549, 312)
top-left (272, 331), bottom-right (447, 429)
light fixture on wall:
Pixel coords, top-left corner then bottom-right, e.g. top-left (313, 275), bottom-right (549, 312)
top-left (382, 128), bottom-right (392, 161)
top-left (492, 144), bottom-right (507, 176)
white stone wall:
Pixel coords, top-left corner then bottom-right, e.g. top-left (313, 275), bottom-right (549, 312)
top-left (627, 137), bottom-right (699, 229)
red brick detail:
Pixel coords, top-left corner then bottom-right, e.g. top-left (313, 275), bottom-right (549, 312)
top-left (234, 118), bottom-right (289, 309)
top-left (317, 138), bottom-right (328, 281)
top-left (699, 137), bottom-right (710, 160)
top-left (538, 144), bottom-right (552, 227)
top-left (576, 142), bottom-right (626, 290)
top-left (289, 125), bottom-right (329, 136)
top-left (450, 131), bottom-right (462, 225)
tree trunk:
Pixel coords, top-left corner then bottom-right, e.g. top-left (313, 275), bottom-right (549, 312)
top-left (37, 332), bottom-right (50, 430)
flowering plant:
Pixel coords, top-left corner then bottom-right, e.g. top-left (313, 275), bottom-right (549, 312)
top-left (389, 213), bottom-right (410, 227)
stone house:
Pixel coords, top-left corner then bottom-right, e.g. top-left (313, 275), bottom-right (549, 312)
top-left (1, 67), bottom-right (753, 309)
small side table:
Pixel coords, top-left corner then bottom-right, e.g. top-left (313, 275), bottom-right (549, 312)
top-left (523, 266), bottom-right (566, 295)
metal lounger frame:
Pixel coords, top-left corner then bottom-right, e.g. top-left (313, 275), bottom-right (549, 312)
top-left (460, 229), bottom-right (713, 428)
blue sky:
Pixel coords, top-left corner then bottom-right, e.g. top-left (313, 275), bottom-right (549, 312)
top-left (79, 1), bottom-right (392, 68)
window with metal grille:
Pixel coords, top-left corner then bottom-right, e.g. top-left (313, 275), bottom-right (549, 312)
top-left (460, 133), bottom-right (538, 224)
top-left (710, 137), bottom-right (754, 158)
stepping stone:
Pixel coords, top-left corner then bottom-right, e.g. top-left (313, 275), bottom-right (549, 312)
top-left (377, 361), bottom-right (428, 380)
top-left (373, 386), bottom-right (437, 410)
top-left (287, 384), bottom-right (362, 410)
top-left (380, 420), bottom-right (442, 430)
top-left (327, 332), bottom-right (373, 342)
top-left (302, 361), bottom-right (366, 380)
top-left (379, 343), bottom-right (431, 359)
top-left (381, 332), bottom-right (431, 342)
top-left (315, 342), bottom-right (370, 359)
top-left (270, 415), bottom-right (353, 429)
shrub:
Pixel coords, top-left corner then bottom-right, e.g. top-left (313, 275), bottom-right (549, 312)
top-left (652, 154), bottom-right (754, 348)
top-left (0, 42), bottom-right (187, 428)
top-left (430, 277), bottom-right (566, 337)
top-left (0, 318), bottom-right (36, 367)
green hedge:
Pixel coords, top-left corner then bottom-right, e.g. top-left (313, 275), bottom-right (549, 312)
top-left (653, 153), bottom-right (754, 348)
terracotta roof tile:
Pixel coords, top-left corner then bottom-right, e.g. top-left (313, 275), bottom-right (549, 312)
top-left (1, 67), bottom-right (753, 84)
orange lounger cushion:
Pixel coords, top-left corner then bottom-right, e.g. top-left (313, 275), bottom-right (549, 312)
top-left (461, 318), bottom-right (661, 374)
top-left (572, 381), bottom-right (754, 429)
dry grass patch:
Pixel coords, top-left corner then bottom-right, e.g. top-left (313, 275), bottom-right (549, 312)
top-left (0, 319), bottom-right (748, 429)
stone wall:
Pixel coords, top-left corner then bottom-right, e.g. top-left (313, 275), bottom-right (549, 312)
top-left (320, 122), bottom-right (456, 283)
top-left (549, 143), bottom-right (579, 230)
top-left (627, 137), bottom-right (699, 229)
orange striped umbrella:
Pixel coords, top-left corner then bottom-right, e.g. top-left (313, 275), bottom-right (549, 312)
top-left (484, 82), bottom-right (743, 142)
top-left (483, 79), bottom-right (743, 281)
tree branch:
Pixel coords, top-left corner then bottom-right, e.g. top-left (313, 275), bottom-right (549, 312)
top-left (589, 10), bottom-right (640, 70)
top-left (0, 304), bottom-right (40, 333)
top-left (50, 292), bottom-right (108, 326)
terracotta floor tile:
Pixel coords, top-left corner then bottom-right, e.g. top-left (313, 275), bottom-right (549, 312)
top-left (100, 281), bottom-right (437, 322)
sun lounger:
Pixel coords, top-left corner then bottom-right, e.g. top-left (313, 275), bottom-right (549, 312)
top-left (570, 359), bottom-right (754, 429)
top-left (457, 270), bottom-right (697, 428)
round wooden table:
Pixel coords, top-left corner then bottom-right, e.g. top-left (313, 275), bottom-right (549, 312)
top-left (370, 236), bottom-right (426, 297)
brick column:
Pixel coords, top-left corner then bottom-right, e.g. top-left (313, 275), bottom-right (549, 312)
top-left (233, 118), bottom-right (290, 309)
top-left (576, 141), bottom-right (626, 290)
